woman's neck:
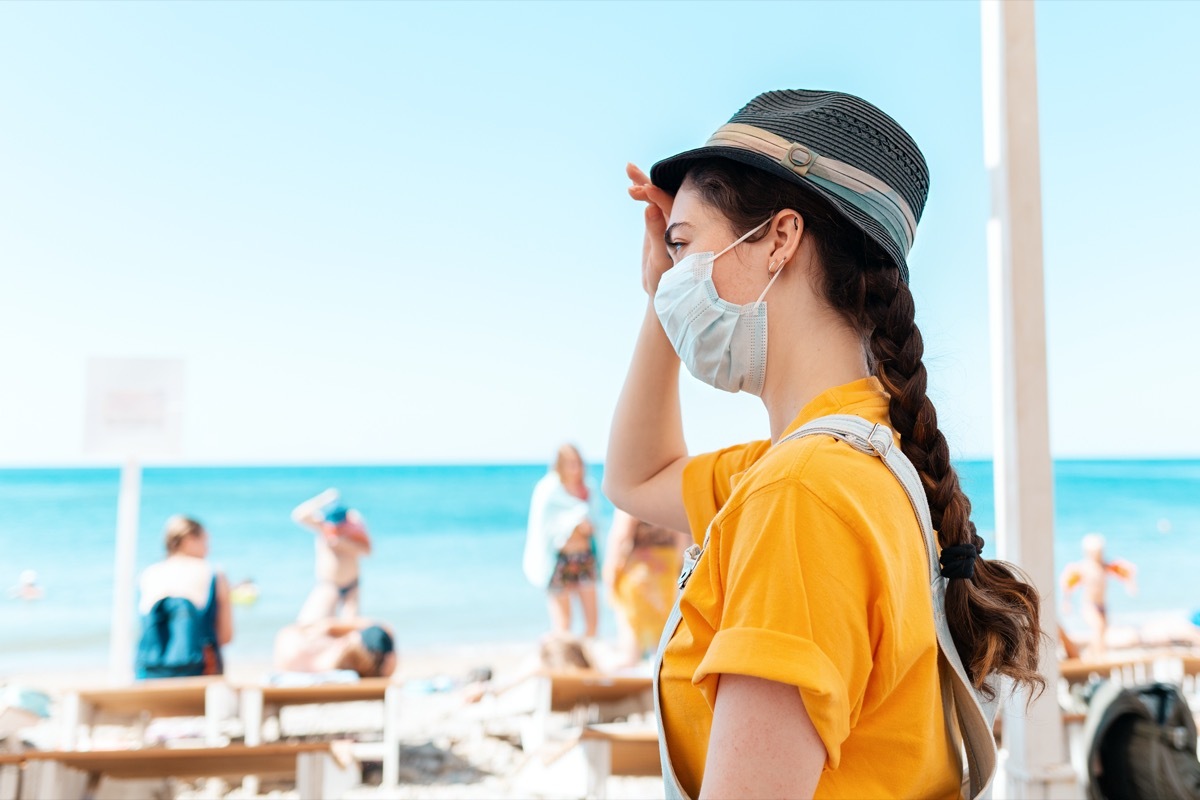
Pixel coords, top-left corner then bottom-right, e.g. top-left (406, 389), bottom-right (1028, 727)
top-left (761, 312), bottom-right (870, 443)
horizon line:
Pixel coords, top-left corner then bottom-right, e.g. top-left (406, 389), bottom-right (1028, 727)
top-left (2, 454), bottom-right (1199, 470)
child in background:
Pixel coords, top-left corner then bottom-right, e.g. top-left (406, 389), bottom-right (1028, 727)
top-left (1060, 533), bottom-right (1138, 658)
top-left (292, 489), bottom-right (372, 622)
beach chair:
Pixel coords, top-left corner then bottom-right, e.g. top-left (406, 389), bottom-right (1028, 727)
top-left (0, 754), bottom-right (22, 800)
top-left (579, 722), bottom-right (660, 800)
top-left (15, 741), bottom-right (355, 800)
top-left (525, 670), bottom-right (653, 753)
top-left (1058, 654), bottom-right (1154, 688)
top-left (239, 677), bottom-right (403, 790)
top-left (58, 676), bottom-right (236, 750)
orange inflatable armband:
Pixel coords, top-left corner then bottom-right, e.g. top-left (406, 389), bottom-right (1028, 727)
top-left (1107, 560), bottom-right (1135, 580)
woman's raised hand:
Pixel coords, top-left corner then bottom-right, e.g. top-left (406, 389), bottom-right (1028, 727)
top-left (626, 163), bottom-right (674, 295)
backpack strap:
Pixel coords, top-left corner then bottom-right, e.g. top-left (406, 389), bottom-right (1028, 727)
top-left (780, 414), bottom-right (998, 800)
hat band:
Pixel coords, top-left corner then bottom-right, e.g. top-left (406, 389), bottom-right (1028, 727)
top-left (705, 123), bottom-right (916, 255)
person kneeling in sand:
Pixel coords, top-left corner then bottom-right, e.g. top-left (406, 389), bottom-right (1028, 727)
top-left (273, 618), bottom-right (397, 679)
top-left (292, 489), bottom-right (372, 622)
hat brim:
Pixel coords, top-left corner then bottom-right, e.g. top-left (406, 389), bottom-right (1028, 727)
top-left (650, 145), bottom-right (910, 281)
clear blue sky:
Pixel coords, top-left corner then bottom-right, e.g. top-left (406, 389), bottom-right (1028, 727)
top-left (1, 1), bottom-right (1196, 465)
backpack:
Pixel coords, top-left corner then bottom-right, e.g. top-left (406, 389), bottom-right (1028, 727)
top-left (1084, 680), bottom-right (1200, 800)
top-left (134, 575), bottom-right (221, 679)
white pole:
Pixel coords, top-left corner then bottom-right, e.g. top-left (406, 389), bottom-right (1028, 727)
top-left (108, 456), bottom-right (141, 685)
top-left (980, 1), bottom-right (1078, 797)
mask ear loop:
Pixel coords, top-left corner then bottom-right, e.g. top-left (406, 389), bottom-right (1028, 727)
top-left (755, 261), bottom-right (785, 307)
top-left (713, 218), bottom-right (772, 260)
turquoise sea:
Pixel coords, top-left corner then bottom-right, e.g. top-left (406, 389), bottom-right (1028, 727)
top-left (1, 461), bottom-right (1198, 674)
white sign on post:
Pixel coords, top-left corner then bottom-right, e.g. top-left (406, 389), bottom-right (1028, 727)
top-left (84, 358), bottom-right (185, 459)
top-left (84, 358), bottom-right (184, 685)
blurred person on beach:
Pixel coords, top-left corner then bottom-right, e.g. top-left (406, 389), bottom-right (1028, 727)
top-left (8, 570), bottom-right (43, 601)
top-left (461, 632), bottom-right (593, 704)
top-left (291, 488), bottom-right (372, 622)
top-left (1060, 533), bottom-right (1137, 658)
top-left (523, 444), bottom-right (601, 638)
top-left (602, 509), bottom-right (689, 666)
top-left (273, 618), bottom-right (396, 679)
top-left (605, 90), bottom-right (1043, 797)
top-left (135, 516), bottom-right (233, 678)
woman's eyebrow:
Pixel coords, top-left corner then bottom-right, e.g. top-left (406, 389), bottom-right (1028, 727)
top-left (664, 221), bottom-right (691, 244)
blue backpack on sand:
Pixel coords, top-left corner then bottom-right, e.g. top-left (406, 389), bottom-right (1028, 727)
top-left (134, 575), bottom-right (222, 679)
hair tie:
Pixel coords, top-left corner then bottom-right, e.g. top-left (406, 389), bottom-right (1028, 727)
top-left (939, 543), bottom-right (980, 580)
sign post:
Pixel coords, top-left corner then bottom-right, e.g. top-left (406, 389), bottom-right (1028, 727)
top-left (84, 358), bottom-right (184, 685)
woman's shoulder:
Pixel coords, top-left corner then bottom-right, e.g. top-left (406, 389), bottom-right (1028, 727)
top-left (731, 430), bottom-right (902, 512)
top-left (145, 556), bottom-right (215, 581)
top-left (531, 472), bottom-right (563, 499)
top-left (533, 471), bottom-right (560, 490)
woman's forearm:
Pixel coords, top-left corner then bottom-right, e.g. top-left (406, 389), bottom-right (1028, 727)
top-left (604, 300), bottom-right (688, 513)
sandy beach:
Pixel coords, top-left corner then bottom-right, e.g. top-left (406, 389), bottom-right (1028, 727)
top-left (11, 626), bottom-right (1200, 800)
top-left (2, 640), bottom-right (665, 800)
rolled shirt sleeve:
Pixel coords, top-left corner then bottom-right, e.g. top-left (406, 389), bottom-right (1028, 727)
top-left (692, 479), bottom-right (877, 770)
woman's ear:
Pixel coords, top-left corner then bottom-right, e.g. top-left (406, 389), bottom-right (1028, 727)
top-left (768, 210), bottom-right (804, 273)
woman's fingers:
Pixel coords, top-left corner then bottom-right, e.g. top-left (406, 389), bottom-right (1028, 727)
top-left (626, 163), bottom-right (673, 220)
top-left (627, 161), bottom-right (673, 295)
top-left (644, 202), bottom-right (665, 235)
top-left (644, 184), bottom-right (674, 214)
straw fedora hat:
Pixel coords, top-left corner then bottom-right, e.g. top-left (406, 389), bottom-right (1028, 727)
top-left (650, 89), bottom-right (929, 283)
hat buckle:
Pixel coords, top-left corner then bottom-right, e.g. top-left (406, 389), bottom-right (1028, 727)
top-left (785, 143), bottom-right (816, 176)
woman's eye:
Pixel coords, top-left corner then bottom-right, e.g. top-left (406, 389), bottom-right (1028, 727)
top-left (666, 239), bottom-right (684, 253)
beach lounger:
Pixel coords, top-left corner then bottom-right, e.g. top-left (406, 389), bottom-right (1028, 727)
top-left (527, 670), bottom-right (652, 753)
top-left (14, 742), bottom-right (355, 800)
top-left (239, 678), bottom-right (403, 789)
top-left (1058, 654), bottom-right (1155, 687)
top-left (58, 676), bottom-right (236, 750)
top-left (0, 754), bottom-right (21, 800)
top-left (579, 723), bottom-right (660, 800)
top-left (538, 670), bottom-right (653, 713)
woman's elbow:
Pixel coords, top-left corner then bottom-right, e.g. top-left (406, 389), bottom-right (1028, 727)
top-left (601, 475), bottom-right (631, 510)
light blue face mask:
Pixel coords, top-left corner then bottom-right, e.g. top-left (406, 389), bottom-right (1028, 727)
top-left (653, 219), bottom-right (782, 396)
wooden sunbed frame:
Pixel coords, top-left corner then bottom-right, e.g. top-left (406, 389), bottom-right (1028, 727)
top-left (579, 723), bottom-right (660, 800)
top-left (3, 742), bottom-right (356, 800)
top-left (238, 678), bottom-right (403, 789)
top-left (59, 676), bottom-right (234, 750)
top-left (527, 670), bottom-right (653, 753)
top-left (1058, 654), bottom-right (1156, 686)
top-left (57, 676), bottom-right (404, 791)
top-left (538, 670), bottom-right (653, 713)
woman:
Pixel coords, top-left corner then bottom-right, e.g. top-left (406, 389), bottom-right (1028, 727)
top-left (605, 90), bottom-right (1042, 798)
top-left (523, 444), bottom-right (600, 638)
top-left (135, 516), bottom-right (233, 678)
top-left (602, 509), bottom-right (689, 666)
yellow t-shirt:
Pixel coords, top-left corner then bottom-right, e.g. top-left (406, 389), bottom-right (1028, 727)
top-left (661, 377), bottom-right (961, 799)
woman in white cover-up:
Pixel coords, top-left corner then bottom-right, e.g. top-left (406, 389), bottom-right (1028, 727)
top-left (523, 444), bottom-right (601, 638)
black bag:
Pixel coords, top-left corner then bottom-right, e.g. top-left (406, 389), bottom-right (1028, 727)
top-left (1083, 681), bottom-right (1200, 800)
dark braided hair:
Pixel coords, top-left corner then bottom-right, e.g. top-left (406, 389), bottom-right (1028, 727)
top-left (685, 159), bottom-right (1043, 698)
